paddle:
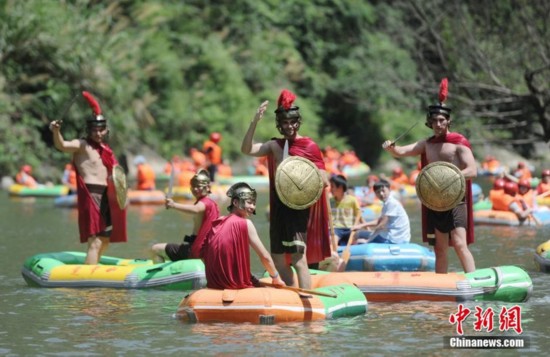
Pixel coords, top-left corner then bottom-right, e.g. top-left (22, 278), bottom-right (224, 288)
top-left (166, 161), bottom-right (175, 199)
top-left (529, 213), bottom-right (542, 227)
top-left (260, 282), bottom-right (337, 298)
top-left (337, 214), bottom-right (362, 272)
top-left (390, 121), bottom-right (419, 146)
top-left (504, 173), bottom-right (519, 183)
top-left (326, 192), bottom-right (338, 252)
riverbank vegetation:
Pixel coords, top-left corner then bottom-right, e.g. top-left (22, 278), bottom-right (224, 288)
top-left (1, 0), bottom-right (549, 180)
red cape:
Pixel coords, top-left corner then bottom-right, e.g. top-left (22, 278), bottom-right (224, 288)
top-left (200, 214), bottom-right (252, 289)
top-left (189, 196), bottom-right (220, 259)
top-left (420, 133), bottom-right (474, 246)
top-left (75, 140), bottom-right (127, 243)
top-left (267, 137), bottom-right (331, 264)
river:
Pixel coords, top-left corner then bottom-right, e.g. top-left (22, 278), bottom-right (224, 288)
top-left (1, 179), bottom-right (549, 356)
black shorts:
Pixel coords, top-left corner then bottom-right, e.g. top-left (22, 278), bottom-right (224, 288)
top-left (165, 235), bottom-right (196, 261)
top-left (269, 193), bottom-right (309, 255)
top-left (427, 202), bottom-right (467, 234)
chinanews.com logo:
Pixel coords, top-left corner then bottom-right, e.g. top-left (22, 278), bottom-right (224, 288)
top-left (444, 304), bottom-right (530, 349)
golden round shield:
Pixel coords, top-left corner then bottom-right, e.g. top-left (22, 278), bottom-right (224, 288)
top-left (415, 161), bottom-right (465, 212)
top-left (112, 165), bottom-right (128, 210)
top-left (275, 156), bottom-right (324, 210)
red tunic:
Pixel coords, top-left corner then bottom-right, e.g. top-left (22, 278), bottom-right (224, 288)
top-left (200, 214), bottom-right (252, 290)
top-left (420, 133), bottom-right (474, 246)
top-left (189, 196), bottom-right (220, 259)
top-left (267, 137), bottom-right (331, 264)
top-left (75, 140), bottom-right (127, 243)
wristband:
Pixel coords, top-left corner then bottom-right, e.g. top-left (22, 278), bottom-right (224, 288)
top-left (270, 272), bottom-right (279, 279)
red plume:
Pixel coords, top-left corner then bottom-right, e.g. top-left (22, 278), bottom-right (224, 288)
top-left (277, 89), bottom-right (296, 110)
top-left (438, 78), bottom-right (448, 103)
top-left (82, 91), bottom-right (102, 116)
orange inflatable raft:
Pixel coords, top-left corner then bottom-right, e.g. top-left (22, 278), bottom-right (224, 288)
top-left (176, 283), bottom-right (367, 324)
top-left (127, 189), bottom-right (166, 205)
top-left (308, 266), bottom-right (531, 303)
top-left (474, 209), bottom-right (550, 226)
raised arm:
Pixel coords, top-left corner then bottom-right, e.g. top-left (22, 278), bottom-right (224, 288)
top-left (246, 220), bottom-right (285, 286)
top-left (165, 199), bottom-right (205, 215)
top-left (241, 101), bottom-right (272, 157)
top-left (382, 140), bottom-right (426, 158)
top-left (49, 120), bottom-right (83, 153)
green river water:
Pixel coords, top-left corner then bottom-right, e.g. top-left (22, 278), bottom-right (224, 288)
top-left (1, 178), bottom-right (549, 356)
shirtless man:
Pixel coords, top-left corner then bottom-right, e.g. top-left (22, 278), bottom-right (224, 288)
top-left (241, 89), bottom-right (331, 289)
top-left (382, 79), bottom-right (476, 273)
top-left (49, 91), bottom-right (127, 265)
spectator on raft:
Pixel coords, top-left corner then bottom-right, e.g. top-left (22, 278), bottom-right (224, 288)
top-left (203, 132), bottom-right (223, 182)
top-left (353, 180), bottom-right (411, 244)
top-left (536, 169), bottom-right (550, 196)
top-left (134, 155), bottom-right (156, 191)
top-left (503, 181), bottom-right (533, 223)
top-left (390, 166), bottom-right (409, 191)
top-left (15, 164), bottom-right (38, 188)
top-left (62, 163), bottom-right (77, 194)
top-left (489, 178), bottom-right (508, 211)
top-left (518, 178), bottom-right (536, 209)
top-left (512, 161), bottom-right (532, 181)
top-left (329, 174), bottom-right (362, 246)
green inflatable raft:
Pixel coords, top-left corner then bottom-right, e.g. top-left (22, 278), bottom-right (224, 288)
top-left (21, 251), bottom-right (206, 290)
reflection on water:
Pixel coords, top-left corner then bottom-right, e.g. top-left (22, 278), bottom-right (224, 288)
top-left (1, 178), bottom-right (550, 355)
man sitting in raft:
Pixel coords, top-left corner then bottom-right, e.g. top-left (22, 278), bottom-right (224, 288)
top-left (353, 180), bottom-right (411, 244)
top-left (329, 174), bottom-right (362, 246)
top-left (152, 170), bottom-right (219, 262)
top-left (502, 181), bottom-right (533, 223)
top-left (15, 164), bottom-right (38, 188)
top-left (200, 182), bottom-right (285, 289)
top-left (49, 91), bottom-right (127, 265)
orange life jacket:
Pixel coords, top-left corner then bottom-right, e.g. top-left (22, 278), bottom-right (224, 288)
top-left (15, 172), bottom-right (38, 188)
top-left (489, 190), bottom-right (508, 211)
top-left (178, 170), bottom-right (195, 187)
top-left (136, 164), bottom-right (156, 190)
top-left (191, 150), bottom-right (206, 168)
top-left (518, 190), bottom-right (534, 209)
top-left (537, 182), bottom-right (550, 195)
top-left (203, 140), bottom-right (222, 165)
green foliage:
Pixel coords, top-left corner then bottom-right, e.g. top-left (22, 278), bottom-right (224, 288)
top-left (1, 0), bottom-right (549, 181)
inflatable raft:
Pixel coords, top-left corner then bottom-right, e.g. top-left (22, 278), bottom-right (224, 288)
top-left (127, 189), bottom-right (166, 205)
top-left (21, 251), bottom-right (206, 290)
top-left (473, 199), bottom-right (492, 211)
top-left (54, 190), bottom-right (169, 207)
top-left (342, 162), bottom-right (371, 178)
top-left (392, 184), bottom-right (417, 201)
top-left (308, 265), bottom-right (532, 303)
top-left (534, 240), bottom-right (550, 273)
top-left (217, 175), bottom-right (269, 188)
top-left (9, 184), bottom-right (70, 197)
top-left (54, 194), bottom-right (77, 208)
top-left (176, 283), bottom-right (367, 324)
top-left (474, 209), bottom-right (550, 226)
top-left (336, 243), bottom-right (435, 272)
